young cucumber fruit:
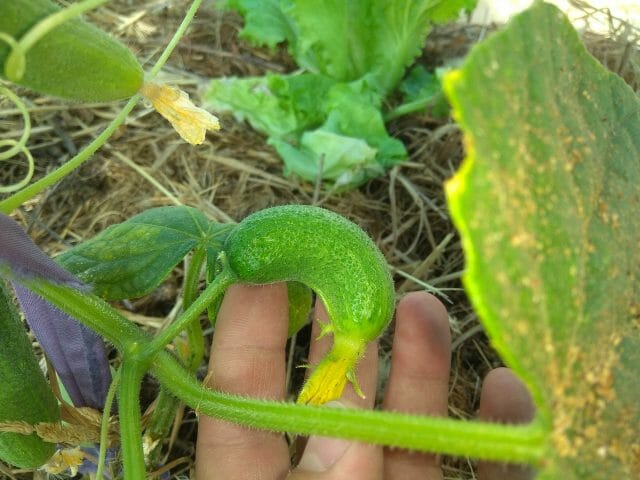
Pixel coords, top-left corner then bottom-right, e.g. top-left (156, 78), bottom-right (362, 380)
top-left (0, 0), bottom-right (143, 101)
top-left (0, 281), bottom-right (60, 468)
top-left (223, 205), bottom-right (395, 405)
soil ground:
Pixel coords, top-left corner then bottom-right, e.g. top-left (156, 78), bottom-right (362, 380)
top-left (1, 1), bottom-right (638, 478)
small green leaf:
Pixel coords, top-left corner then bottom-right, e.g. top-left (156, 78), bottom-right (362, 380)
top-left (445, 3), bottom-right (640, 478)
top-left (220, 0), bottom-right (295, 48)
top-left (58, 206), bottom-right (229, 300)
top-left (206, 72), bottom-right (335, 139)
top-left (270, 130), bottom-right (381, 185)
top-left (388, 65), bottom-right (449, 120)
top-left (399, 66), bottom-right (440, 102)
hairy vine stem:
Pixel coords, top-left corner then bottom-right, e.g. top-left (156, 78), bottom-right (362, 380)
top-left (23, 275), bottom-right (548, 469)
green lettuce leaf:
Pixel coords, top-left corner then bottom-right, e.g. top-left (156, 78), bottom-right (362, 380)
top-left (270, 131), bottom-right (380, 186)
top-left (210, 0), bottom-right (477, 188)
top-left (364, 0), bottom-right (476, 94)
top-left (207, 74), bottom-right (405, 186)
top-left (206, 72), bottom-right (334, 139)
top-left (257, 0), bottom-right (477, 94)
top-left (218, 0), bottom-right (295, 48)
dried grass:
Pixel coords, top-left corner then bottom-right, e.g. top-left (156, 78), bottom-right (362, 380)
top-left (1, 0), bottom-right (638, 478)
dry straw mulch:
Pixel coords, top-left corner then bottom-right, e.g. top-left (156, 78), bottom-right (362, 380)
top-left (1, 1), bottom-right (638, 478)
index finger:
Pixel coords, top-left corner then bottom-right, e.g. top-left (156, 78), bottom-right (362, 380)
top-left (196, 283), bottom-right (291, 479)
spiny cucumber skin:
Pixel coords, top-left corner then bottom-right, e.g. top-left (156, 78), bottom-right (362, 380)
top-left (0, 0), bottom-right (143, 102)
top-left (224, 205), bottom-right (395, 343)
top-left (0, 281), bottom-right (60, 468)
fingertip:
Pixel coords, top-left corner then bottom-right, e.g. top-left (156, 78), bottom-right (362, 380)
top-left (381, 291), bottom-right (451, 479)
top-left (392, 291), bottom-right (451, 381)
top-left (397, 291), bottom-right (449, 331)
top-left (478, 368), bottom-right (535, 424)
top-left (476, 368), bottom-right (536, 480)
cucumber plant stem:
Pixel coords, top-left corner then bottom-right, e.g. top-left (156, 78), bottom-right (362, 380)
top-left (118, 359), bottom-right (146, 479)
top-left (152, 351), bottom-right (547, 465)
top-left (96, 367), bottom-right (121, 480)
top-left (147, 0), bottom-right (203, 78)
top-left (21, 276), bottom-right (548, 465)
top-left (144, 267), bottom-right (236, 359)
top-left (146, 387), bottom-right (181, 447)
top-left (183, 247), bottom-right (207, 370)
top-left (146, 247), bottom-right (208, 453)
top-left (22, 279), bottom-right (149, 352)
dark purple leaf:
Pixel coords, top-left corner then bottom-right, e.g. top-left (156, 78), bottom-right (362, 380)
top-left (0, 214), bottom-right (85, 289)
top-left (14, 284), bottom-right (111, 409)
top-left (0, 213), bottom-right (110, 409)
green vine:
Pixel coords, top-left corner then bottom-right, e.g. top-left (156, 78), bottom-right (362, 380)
top-left (0, 85), bottom-right (33, 193)
top-left (96, 366), bottom-right (120, 480)
top-left (145, 246), bottom-right (209, 460)
top-left (118, 359), bottom-right (146, 478)
top-left (22, 275), bottom-right (547, 470)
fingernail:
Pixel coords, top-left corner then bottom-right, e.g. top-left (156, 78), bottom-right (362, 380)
top-left (297, 401), bottom-right (351, 472)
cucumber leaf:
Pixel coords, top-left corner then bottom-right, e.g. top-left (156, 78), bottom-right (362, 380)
top-left (444, 3), bottom-right (640, 478)
top-left (57, 206), bottom-right (230, 300)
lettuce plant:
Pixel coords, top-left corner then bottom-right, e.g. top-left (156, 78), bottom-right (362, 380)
top-left (205, 0), bottom-right (476, 188)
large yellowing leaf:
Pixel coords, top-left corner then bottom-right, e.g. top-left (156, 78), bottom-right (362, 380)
top-left (444, 3), bottom-right (640, 478)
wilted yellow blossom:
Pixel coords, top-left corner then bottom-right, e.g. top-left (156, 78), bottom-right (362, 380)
top-left (44, 447), bottom-right (85, 476)
top-left (140, 82), bottom-right (220, 145)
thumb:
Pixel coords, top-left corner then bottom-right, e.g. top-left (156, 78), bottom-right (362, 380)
top-left (296, 402), bottom-right (352, 472)
top-left (294, 402), bottom-right (382, 479)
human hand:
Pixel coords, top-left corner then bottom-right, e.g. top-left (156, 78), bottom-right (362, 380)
top-left (196, 284), bottom-right (535, 479)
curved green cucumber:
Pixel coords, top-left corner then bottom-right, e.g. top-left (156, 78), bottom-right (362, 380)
top-left (0, 281), bottom-right (60, 468)
top-left (0, 0), bottom-right (143, 101)
top-left (223, 205), bottom-right (395, 404)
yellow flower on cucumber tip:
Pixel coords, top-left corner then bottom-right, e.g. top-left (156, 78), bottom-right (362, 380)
top-left (139, 82), bottom-right (220, 145)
